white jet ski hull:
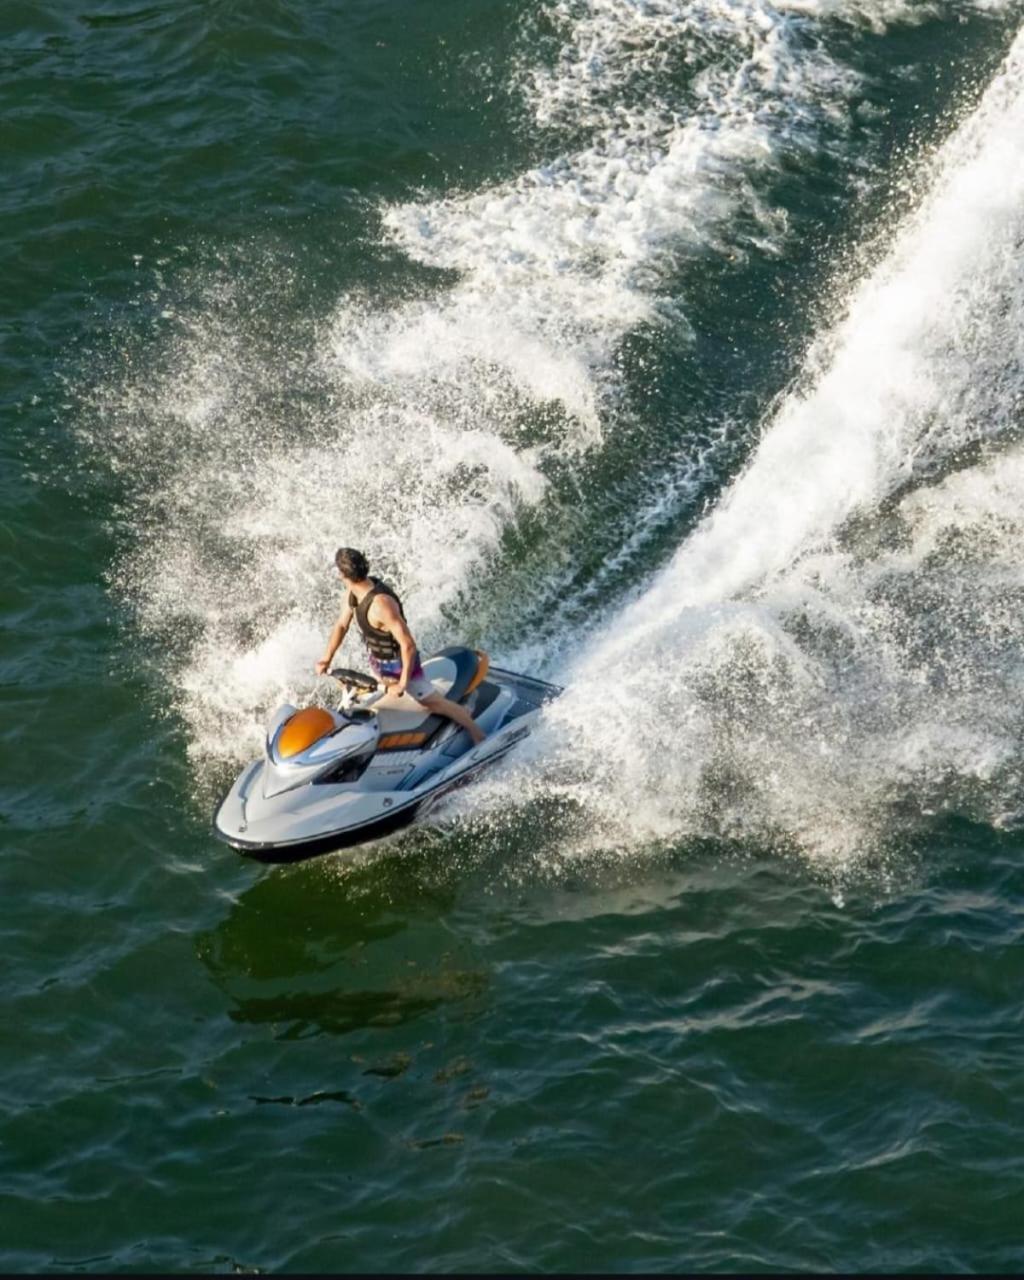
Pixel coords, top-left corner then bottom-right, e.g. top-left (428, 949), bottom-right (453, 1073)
top-left (214, 650), bottom-right (560, 864)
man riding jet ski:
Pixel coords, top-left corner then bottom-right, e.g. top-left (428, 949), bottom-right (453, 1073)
top-left (316, 548), bottom-right (486, 744)
top-left (213, 549), bottom-right (561, 864)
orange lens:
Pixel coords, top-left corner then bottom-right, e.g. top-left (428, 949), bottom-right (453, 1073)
top-left (277, 707), bottom-right (336, 759)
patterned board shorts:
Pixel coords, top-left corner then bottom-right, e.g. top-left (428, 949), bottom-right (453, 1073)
top-left (369, 653), bottom-right (436, 703)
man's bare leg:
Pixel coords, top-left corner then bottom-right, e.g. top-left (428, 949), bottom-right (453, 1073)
top-left (419, 692), bottom-right (486, 745)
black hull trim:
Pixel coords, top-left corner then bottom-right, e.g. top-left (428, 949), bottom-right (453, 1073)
top-left (215, 736), bottom-right (523, 865)
top-left (221, 796), bottom-right (423, 864)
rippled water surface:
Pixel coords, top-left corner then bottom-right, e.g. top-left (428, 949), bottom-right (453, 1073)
top-left (4, 0), bottom-right (1024, 1271)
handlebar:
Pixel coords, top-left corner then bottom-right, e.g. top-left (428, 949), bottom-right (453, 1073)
top-left (326, 666), bottom-right (378, 692)
top-left (325, 666), bottom-right (387, 711)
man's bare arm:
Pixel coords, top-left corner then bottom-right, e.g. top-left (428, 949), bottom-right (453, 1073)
top-left (374, 597), bottom-right (418, 693)
top-left (315, 603), bottom-right (354, 675)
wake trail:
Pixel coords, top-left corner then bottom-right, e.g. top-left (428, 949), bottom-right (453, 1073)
top-left (75, 0), bottom-right (1014, 821)
top-left (498, 22), bottom-right (1024, 881)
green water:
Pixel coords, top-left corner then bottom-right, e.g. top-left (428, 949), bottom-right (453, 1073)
top-left (4, 1), bottom-right (1024, 1271)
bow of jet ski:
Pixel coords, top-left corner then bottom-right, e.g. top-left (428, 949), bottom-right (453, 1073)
top-left (214, 645), bottom-right (561, 864)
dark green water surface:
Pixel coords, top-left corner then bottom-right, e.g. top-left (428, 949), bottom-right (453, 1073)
top-left (4, 1), bottom-right (1024, 1272)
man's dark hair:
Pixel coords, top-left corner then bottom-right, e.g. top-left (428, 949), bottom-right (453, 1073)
top-left (335, 547), bottom-right (370, 580)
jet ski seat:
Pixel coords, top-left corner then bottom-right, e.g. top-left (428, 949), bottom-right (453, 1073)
top-left (373, 647), bottom-right (489, 750)
top-left (428, 646), bottom-right (489, 704)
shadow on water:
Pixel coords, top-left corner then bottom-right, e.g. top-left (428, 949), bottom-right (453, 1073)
top-left (193, 790), bottom-right (602, 1044)
top-left (196, 840), bottom-right (488, 1040)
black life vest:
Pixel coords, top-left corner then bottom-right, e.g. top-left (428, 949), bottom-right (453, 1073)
top-left (349, 578), bottom-right (406, 663)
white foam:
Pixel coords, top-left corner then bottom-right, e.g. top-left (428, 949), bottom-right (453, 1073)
top-left (86, 0), bottom-right (908, 782)
top-left (529, 25), bottom-right (1024, 876)
top-left (364, 0), bottom-right (878, 431)
top-left (79, 0), bottom-right (1015, 837)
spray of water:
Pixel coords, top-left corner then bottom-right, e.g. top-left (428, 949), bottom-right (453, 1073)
top-left (81, 0), bottom-right (912, 780)
top-left (74, 0), bottom-right (1024, 895)
top-left (501, 24), bottom-right (1024, 879)
top-left (367, 0), bottom-right (875, 413)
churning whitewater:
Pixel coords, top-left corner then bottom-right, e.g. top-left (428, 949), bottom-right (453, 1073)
top-left (13, 3), bottom-right (1024, 1272)
top-left (527, 22), bottom-right (1024, 873)
top-left (77, 0), bottom-right (1024, 877)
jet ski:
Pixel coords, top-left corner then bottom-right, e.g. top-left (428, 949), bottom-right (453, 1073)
top-left (214, 646), bottom-right (561, 863)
